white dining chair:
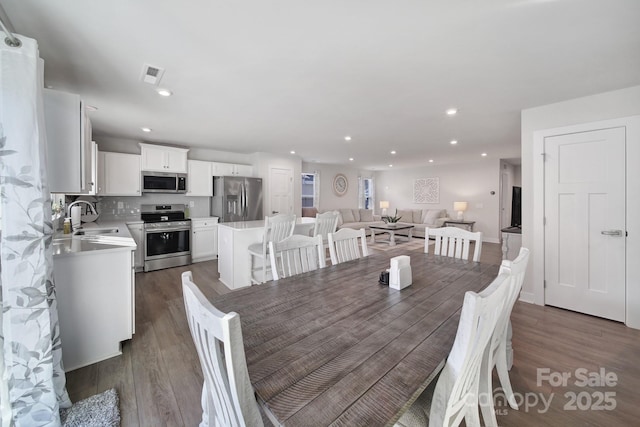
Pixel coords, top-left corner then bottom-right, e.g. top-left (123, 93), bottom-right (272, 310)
top-left (479, 247), bottom-right (530, 427)
top-left (396, 271), bottom-right (511, 427)
top-left (313, 211), bottom-right (339, 240)
top-left (425, 227), bottom-right (483, 262)
top-left (269, 234), bottom-right (326, 280)
top-left (313, 211), bottom-right (339, 260)
top-left (327, 228), bottom-right (369, 265)
top-left (248, 214), bottom-right (296, 284)
top-left (181, 271), bottom-right (264, 427)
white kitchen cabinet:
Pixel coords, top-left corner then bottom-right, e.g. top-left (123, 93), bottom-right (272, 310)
top-left (192, 217), bottom-right (219, 262)
top-left (139, 143), bottom-right (188, 173)
top-left (43, 89), bottom-right (95, 194)
top-left (211, 161), bottom-right (253, 177)
top-left (187, 160), bottom-right (213, 196)
top-left (98, 152), bottom-right (141, 196)
top-left (127, 222), bottom-right (144, 271)
top-left (53, 245), bottom-right (135, 371)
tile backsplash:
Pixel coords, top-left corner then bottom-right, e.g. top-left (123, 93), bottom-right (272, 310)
top-left (98, 194), bottom-right (212, 221)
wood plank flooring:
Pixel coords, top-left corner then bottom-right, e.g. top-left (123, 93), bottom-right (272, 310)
top-left (65, 242), bottom-right (640, 426)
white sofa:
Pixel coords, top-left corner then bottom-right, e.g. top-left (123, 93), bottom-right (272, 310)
top-left (328, 208), bottom-right (449, 239)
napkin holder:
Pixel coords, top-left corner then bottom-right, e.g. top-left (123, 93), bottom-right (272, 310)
top-left (389, 255), bottom-right (412, 290)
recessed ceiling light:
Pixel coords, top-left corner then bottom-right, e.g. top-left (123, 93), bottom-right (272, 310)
top-left (290, 150), bottom-right (296, 154)
top-left (481, 152), bottom-right (488, 157)
top-left (156, 88), bottom-right (173, 97)
top-left (446, 108), bottom-right (458, 116)
top-left (450, 140), bottom-right (458, 145)
top-left (390, 150), bottom-right (396, 155)
top-left (344, 136), bottom-right (352, 141)
top-left (428, 159), bottom-right (434, 163)
top-left (389, 164), bottom-right (393, 168)
top-left (349, 157), bottom-right (354, 161)
top-left (141, 127), bottom-right (152, 132)
top-left (86, 105), bottom-right (98, 112)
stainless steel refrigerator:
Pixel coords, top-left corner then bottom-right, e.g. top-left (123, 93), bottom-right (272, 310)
top-left (211, 176), bottom-right (263, 222)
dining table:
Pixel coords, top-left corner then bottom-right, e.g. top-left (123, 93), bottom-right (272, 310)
top-left (213, 245), bottom-right (500, 426)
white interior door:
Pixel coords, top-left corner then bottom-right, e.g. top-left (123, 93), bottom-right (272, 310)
top-left (501, 170), bottom-right (511, 230)
top-left (544, 127), bottom-right (626, 321)
top-left (269, 167), bottom-right (293, 215)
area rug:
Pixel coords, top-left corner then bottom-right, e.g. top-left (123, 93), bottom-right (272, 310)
top-left (60, 388), bottom-right (120, 427)
top-left (368, 237), bottom-right (432, 253)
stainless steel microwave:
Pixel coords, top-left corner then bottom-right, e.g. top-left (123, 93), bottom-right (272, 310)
top-left (142, 171), bottom-right (187, 193)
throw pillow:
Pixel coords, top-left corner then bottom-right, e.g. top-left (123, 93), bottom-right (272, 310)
top-left (422, 209), bottom-right (442, 225)
top-left (412, 209), bottom-right (422, 224)
top-left (360, 209), bottom-right (374, 222)
top-left (395, 209), bottom-right (413, 223)
top-left (340, 208), bottom-right (356, 223)
top-left (352, 209), bottom-right (361, 222)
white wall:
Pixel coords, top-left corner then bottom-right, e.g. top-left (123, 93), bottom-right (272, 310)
top-left (374, 160), bottom-right (502, 242)
top-left (521, 84), bottom-right (640, 328)
top-left (301, 162), bottom-right (374, 210)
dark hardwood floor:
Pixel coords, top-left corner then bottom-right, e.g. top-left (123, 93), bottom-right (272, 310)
top-left (65, 242), bottom-right (640, 426)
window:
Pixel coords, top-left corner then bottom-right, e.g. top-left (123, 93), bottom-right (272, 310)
top-left (301, 173), bottom-right (318, 208)
top-left (358, 177), bottom-right (375, 210)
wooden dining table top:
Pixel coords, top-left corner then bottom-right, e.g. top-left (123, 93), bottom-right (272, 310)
top-left (213, 246), bottom-right (500, 426)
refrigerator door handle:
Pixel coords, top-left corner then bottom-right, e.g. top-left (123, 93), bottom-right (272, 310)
top-left (241, 184), bottom-right (247, 219)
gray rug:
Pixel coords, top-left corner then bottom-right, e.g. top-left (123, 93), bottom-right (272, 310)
top-left (60, 388), bottom-right (120, 427)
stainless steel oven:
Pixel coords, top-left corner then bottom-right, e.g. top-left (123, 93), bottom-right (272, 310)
top-left (141, 204), bottom-right (192, 272)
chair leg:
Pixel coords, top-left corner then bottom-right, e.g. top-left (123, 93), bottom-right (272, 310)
top-left (479, 353), bottom-right (499, 427)
top-left (200, 383), bottom-right (211, 427)
top-left (496, 340), bottom-right (518, 409)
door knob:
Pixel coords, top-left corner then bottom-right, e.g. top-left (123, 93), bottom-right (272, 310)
top-left (601, 230), bottom-right (623, 236)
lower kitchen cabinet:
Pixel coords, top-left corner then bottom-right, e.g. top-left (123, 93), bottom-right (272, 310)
top-left (127, 221), bottom-right (144, 271)
top-left (53, 247), bottom-right (135, 371)
top-left (192, 217), bottom-right (219, 262)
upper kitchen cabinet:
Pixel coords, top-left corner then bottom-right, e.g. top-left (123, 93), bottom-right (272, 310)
top-left (43, 89), bottom-right (95, 194)
top-left (98, 151), bottom-right (141, 196)
top-left (212, 162), bottom-right (253, 177)
top-left (139, 143), bottom-right (188, 173)
top-left (187, 160), bottom-right (213, 197)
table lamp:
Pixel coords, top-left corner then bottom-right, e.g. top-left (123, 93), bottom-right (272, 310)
top-left (453, 201), bottom-right (468, 220)
top-left (380, 201), bottom-right (389, 216)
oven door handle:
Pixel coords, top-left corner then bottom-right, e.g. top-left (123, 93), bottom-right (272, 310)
top-left (145, 227), bottom-right (191, 233)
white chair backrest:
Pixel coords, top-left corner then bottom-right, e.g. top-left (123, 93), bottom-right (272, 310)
top-left (269, 234), bottom-right (326, 280)
top-left (181, 272), bottom-right (263, 427)
top-left (492, 247), bottom-right (530, 355)
top-left (430, 272), bottom-right (511, 427)
top-left (313, 211), bottom-right (339, 241)
top-left (327, 228), bottom-right (369, 265)
top-left (479, 247), bottom-right (530, 426)
top-left (425, 226), bottom-right (483, 262)
top-left (261, 213), bottom-right (296, 253)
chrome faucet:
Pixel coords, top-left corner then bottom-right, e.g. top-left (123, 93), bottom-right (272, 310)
top-left (66, 200), bottom-right (98, 230)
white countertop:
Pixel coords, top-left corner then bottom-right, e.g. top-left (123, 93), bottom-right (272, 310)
top-left (53, 220), bottom-right (136, 258)
top-left (218, 217), bottom-right (314, 231)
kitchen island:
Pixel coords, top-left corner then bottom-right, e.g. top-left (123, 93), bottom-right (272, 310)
top-left (217, 218), bottom-right (315, 289)
top-left (53, 221), bottom-right (136, 371)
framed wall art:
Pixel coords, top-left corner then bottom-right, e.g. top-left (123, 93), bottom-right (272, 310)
top-left (413, 177), bottom-right (439, 203)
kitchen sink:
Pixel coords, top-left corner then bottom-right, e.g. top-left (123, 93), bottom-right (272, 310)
top-left (73, 228), bottom-right (120, 236)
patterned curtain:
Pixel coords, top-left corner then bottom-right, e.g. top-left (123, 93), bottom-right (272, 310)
top-left (0, 33), bottom-right (71, 426)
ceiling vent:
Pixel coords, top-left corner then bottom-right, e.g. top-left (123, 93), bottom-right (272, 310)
top-left (140, 64), bottom-right (165, 86)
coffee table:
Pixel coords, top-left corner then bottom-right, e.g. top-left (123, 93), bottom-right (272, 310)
top-left (369, 223), bottom-right (415, 246)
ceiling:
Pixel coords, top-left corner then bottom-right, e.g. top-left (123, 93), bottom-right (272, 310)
top-left (2, 0), bottom-right (639, 170)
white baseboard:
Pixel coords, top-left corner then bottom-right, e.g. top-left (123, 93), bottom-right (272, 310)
top-left (483, 237), bottom-right (500, 244)
top-left (518, 292), bottom-right (535, 304)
